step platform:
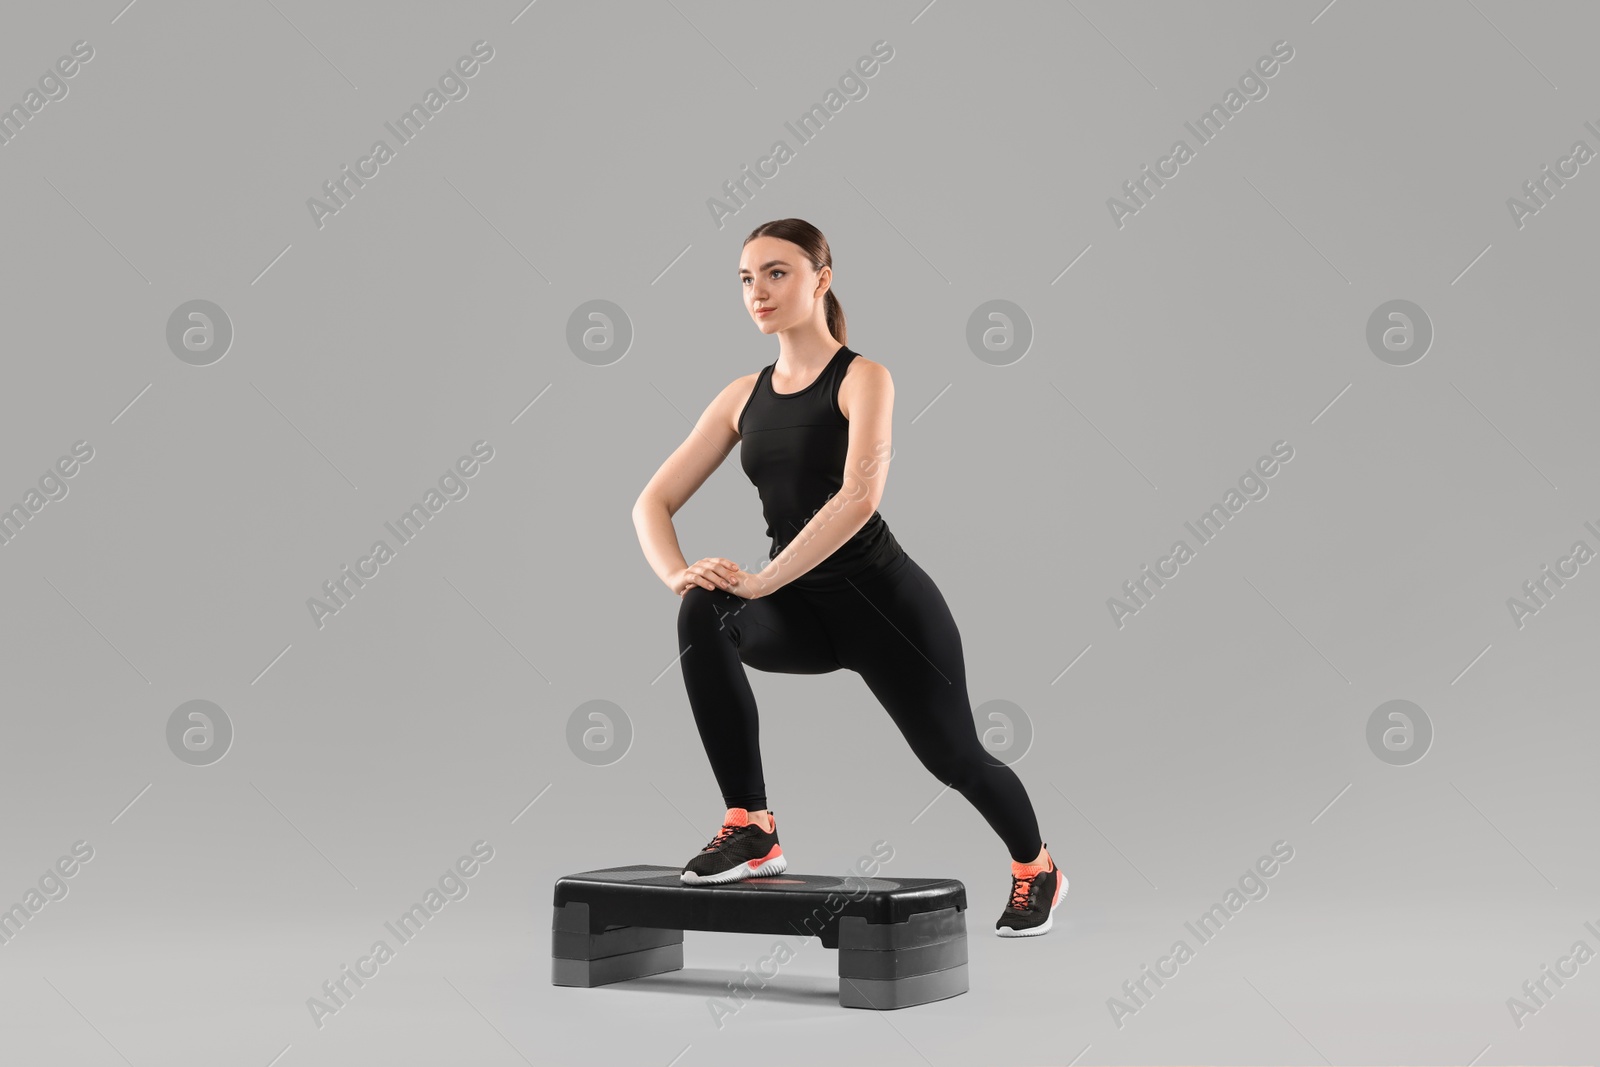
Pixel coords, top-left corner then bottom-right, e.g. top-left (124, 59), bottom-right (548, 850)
top-left (551, 864), bottom-right (968, 1009)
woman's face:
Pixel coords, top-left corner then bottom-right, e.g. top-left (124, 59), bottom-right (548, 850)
top-left (739, 236), bottom-right (827, 335)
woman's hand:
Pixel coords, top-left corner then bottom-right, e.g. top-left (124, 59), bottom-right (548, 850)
top-left (671, 558), bottom-right (777, 599)
top-left (723, 563), bottom-right (777, 600)
top-left (671, 558), bottom-right (743, 597)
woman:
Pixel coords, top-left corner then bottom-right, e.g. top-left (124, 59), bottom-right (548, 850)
top-left (630, 218), bottom-right (1064, 936)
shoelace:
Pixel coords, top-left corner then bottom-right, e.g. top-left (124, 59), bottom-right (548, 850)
top-left (1008, 865), bottom-right (1046, 910)
top-left (702, 818), bottom-right (774, 852)
top-left (702, 822), bottom-right (743, 852)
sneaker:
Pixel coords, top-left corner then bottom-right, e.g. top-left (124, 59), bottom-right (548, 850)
top-left (680, 808), bottom-right (787, 885)
top-left (996, 844), bottom-right (1065, 937)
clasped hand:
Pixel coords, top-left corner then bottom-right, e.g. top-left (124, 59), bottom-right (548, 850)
top-left (672, 557), bottom-right (777, 599)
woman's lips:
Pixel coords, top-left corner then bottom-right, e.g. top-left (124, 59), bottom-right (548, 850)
top-left (756, 307), bottom-right (775, 316)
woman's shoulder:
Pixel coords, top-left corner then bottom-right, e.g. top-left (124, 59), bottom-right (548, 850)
top-left (730, 366), bottom-right (765, 398)
top-left (837, 352), bottom-right (891, 420)
top-left (726, 368), bottom-right (765, 436)
top-left (715, 366), bottom-right (764, 398)
top-left (840, 351), bottom-right (891, 386)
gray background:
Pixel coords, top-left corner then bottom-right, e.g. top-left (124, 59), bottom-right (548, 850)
top-left (1, 0), bottom-right (1596, 1064)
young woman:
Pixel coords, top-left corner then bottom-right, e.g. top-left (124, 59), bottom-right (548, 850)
top-left (630, 218), bottom-right (1064, 936)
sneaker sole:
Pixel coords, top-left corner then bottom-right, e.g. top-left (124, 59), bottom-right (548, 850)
top-left (996, 874), bottom-right (1067, 937)
top-left (680, 850), bottom-right (787, 885)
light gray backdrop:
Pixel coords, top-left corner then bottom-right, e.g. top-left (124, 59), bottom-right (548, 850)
top-left (1, 0), bottom-right (1595, 1064)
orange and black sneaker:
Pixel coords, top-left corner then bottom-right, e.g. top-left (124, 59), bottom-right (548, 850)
top-left (681, 807), bottom-right (787, 885)
top-left (996, 843), bottom-right (1065, 937)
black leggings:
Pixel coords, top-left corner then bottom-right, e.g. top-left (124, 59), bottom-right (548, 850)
top-left (675, 552), bottom-right (1044, 863)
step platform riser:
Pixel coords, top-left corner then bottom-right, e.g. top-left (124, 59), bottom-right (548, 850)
top-left (553, 943), bottom-right (685, 988)
top-left (839, 934), bottom-right (968, 980)
top-left (840, 964), bottom-right (968, 1010)
top-left (552, 923), bottom-right (685, 961)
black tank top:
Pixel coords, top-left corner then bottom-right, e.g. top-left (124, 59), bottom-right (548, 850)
top-left (738, 344), bottom-right (905, 590)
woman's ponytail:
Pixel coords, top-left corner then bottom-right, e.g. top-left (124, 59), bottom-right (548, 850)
top-left (823, 289), bottom-right (847, 346)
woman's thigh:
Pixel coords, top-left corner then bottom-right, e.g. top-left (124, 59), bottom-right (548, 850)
top-left (682, 583), bottom-right (841, 675)
top-left (822, 556), bottom-right (968, 689)
top-left (819, 557), bottom-right (985, 771)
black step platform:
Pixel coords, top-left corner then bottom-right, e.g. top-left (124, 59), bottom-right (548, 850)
top-left (551, 864), bottom-right (968, 1009)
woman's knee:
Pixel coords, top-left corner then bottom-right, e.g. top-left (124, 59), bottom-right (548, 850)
top-left (676, 585), bottom-right (712, 634)
top-left (914, 734), bottom-right (1002, 789)
top-left (677, 585), bottom-right (741, 641)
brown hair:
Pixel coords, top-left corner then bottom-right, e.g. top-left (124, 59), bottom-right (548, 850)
top-left (742, 218), bottom-right (846, 345)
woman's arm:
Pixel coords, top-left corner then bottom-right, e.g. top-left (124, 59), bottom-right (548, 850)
top-left (751, 359), bottom-right (895, 594)
top-left (631, 374), bottom-right (753, 590)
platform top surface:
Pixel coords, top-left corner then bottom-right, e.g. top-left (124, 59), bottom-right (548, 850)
top-left (556, 864), bottom-right (960, 895)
